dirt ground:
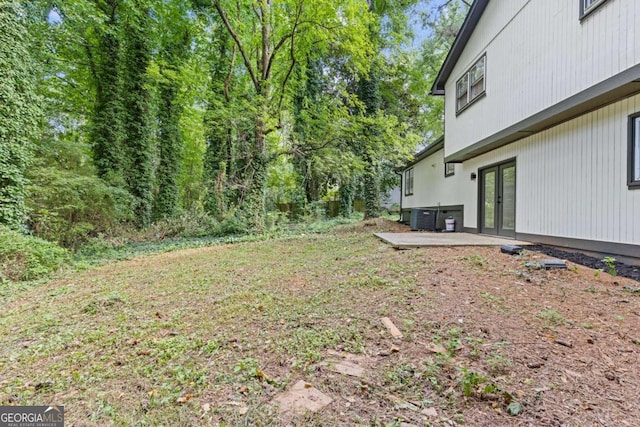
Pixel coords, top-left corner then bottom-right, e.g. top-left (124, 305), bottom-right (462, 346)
top-left (326, 219), bottom-right (640, 426)
top-left (1, 218), bottom-right (639, 426)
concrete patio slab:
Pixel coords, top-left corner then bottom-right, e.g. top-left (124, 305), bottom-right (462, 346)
top-left (375, 232), bottom-right (532, 249)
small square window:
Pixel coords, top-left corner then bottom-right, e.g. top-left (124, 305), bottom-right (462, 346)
top-left (444, 162), bottom-right (455, 178)
top-left (629, 113), bottom-right (640, 189)
top-left (404, 168), bottom-right (414, 196)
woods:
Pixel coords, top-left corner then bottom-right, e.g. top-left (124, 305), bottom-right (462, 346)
top-left (0, 0), bottom-right (467, 251)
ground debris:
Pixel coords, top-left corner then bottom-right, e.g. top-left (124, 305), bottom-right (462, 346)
top-left (381, 317), bottom-right (403, 339)
top-left (274, 380), bottom-right (332, 415)
top-left (554, 338), bottom-right (573, 348)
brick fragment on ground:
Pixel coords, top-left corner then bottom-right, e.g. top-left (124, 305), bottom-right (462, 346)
top-left (274, 380), bottom-right (332, 415)
top-left (381, 317), bottom-right (403, 338)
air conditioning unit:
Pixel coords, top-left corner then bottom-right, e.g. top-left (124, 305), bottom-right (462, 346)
top-left (410, 208), bottom-right (437, 231)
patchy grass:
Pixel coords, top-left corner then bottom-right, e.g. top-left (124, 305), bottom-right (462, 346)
top-left (1, 222), bottom-right (639, 426)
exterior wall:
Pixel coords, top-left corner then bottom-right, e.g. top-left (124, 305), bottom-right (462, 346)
top-left (402, 149), bottom-right (466, 209)
top-left (455, 93), bottom-right (640, 246)
top-left (444, 0), bottom-right (640, 157)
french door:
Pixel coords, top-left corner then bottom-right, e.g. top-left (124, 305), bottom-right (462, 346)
top-left (479, 160), bottom-right (516, 237)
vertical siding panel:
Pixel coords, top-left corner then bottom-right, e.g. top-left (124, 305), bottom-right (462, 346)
top-left (565, 123), bottom-right (572, 236)
top-left (586, 113), bottom-right (594, 239)
top-left (614, 101), bottom-right (622, 242)
top-left (596, 108), bottom-right (604, 241)
top-left (627, 1), bottom-right (640, 64)
top-left (604, 104), bottom-right (613, 242)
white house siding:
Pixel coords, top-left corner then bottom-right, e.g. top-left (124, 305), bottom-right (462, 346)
top-left (444, 0), bottom-right (640, 157)
top-left (403, 149), bottom-right (466, 209)
top-left (455, 93), bottom-right (640, 245)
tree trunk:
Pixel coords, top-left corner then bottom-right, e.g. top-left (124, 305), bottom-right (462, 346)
top-left (240, 111), bottom-right (268, 230)
top-left (154, 81), bottom-right (183, 220)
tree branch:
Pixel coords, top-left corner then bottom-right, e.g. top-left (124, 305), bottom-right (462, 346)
top-left (267, 33), bottom-right (293, 74)
top-left (213, 0), bottom-right (260, 91)
top-left (224, 44), bottom-right (237, 102)
top-left (276, 1), bottom-right (303, 120)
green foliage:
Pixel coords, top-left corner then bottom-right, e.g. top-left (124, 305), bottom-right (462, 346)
top-left (507, 401), bottom-right (523, 416)
top-left (154, 82), bottom-right (183, 220)
top-left (152, 0), bottom-right (192, 220)
top-left (91, 13), bottom-right (126, 186)
top-left (27, 167), bottom-right (133, 248)
top-left (339, 179), bottom-right (357, 218)
top-left (178, 105), bottom-right (207, 211)
top-left (416, 1), bottom-right (468, 139)
top-left (122, 3), bottom-right (154, 227)
top-left (602, 256), bottom-right (617, 276)
top-left (0, 226), bottom-right (68, 282)
top-left (536, 309), bottom-right (566, 327)
top-left (459, 367), bottom-right (486, 397)
top-left (0, 1), bottom-right (40, 229)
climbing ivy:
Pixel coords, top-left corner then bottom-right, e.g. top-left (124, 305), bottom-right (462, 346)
top-left (0, 1), bottom-right (40, 229)
top-left (121, 3), bottom-right (154, 227)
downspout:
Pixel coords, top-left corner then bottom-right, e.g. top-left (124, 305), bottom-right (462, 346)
top-left (397, 171), bottom-right (403, 222)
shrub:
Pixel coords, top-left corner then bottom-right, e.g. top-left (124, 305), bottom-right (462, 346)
top-left (26, 167), bottom-right (133, 248)
top-left (214, 215), bottom-right (248, 236)
top-left (0, 226), bottom-right (68, 282)
top-left (136, 212), bottom-right (220, 241)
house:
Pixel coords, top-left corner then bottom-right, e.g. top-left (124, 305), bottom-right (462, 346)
top-left (401, 0), bottom-right (640, 257)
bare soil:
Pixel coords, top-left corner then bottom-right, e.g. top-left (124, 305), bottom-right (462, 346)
top-left (1, 218), bottom-right (638, 426)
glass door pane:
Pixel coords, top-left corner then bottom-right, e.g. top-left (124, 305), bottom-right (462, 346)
top-left (500, 165), bottom-right (516, 232)
top-left (483, 170), bottom-right (496, 230)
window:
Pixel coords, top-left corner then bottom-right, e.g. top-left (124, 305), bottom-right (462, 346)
top-left (404, 168), bottom-right (414, 196)
top-left (629, 113), bottom-right (640, 189)
top-left (580, 0), bottom-right (609, 18)
top-left (456, 55), bottom-right (486, 113)
top-left (444, 162), bottom-right (455, 177)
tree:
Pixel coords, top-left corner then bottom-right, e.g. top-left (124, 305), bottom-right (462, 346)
top-left (90, 0), bottom-right (127, 186)
top-left (153, 0), bottom-right (192, 220)
top-left (0, 1), bottom-right (40, 229)
top-left (121, 1), bottom-right (154, 227)
top-left (208, 0), bottom-right (373, 229)
top-left (415, 0), bottom-right (469, 138)
top-left (354, 0), bottom-right (419, 219)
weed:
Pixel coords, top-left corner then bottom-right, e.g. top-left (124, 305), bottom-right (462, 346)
top-left (459, 367), bottom-right (485, 396)
top-left (383, 363), bottom-right (423, 394)
top-left (602, 256), bottom-right (617, 276)
top-left (444, 327), bottom-right (463, 352)
top-left (485, 352), bottom-right (512, 375)
top-left (83, 292), bottom-right (124, 315)
top-left (462, 254), bottom-right (486, 267)
top-left (458, 367), bottom-right (500, 398)
top-left (464, 336), bottom-right (484, 360)
top-left (537, 309), bottom-right (566, 327)
top-left (480, 292), bottom-right (503, 303)
top-left (344, 275), bottom-right (389, 288)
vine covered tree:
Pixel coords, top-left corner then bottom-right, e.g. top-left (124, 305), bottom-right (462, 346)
top-left (0, 1), bottom-right (40, 229)
top-left (121, 1), bottom-right (154, 227)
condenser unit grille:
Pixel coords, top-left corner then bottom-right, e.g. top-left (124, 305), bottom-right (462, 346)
top-left (410, 208), bottom-right (437, 231)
